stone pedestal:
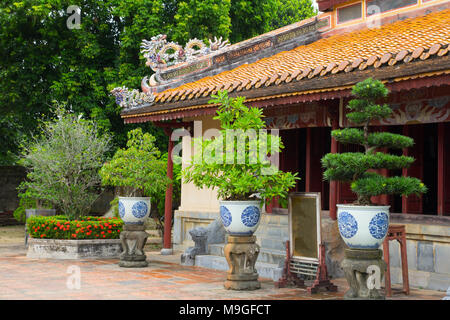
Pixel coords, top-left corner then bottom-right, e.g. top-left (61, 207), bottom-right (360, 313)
top-left (341, 248), bottom-right (387, 300)
top-left (119, 225), bottom-right (149, 268)
top-left (224, 235), bottom-right (261, 290)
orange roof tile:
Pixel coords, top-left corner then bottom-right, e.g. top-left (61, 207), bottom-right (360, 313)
top-left (136, 9), bottom-right (450, 114)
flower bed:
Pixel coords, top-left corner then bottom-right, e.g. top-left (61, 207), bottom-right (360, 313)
top-left (27, 215), bottom-right (123, 240)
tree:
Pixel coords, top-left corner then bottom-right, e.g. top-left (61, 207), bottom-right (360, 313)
top-left (18, 104), bottom-right (111, 220)
top-left (0, 0), bottom-right (317, 165)
top-left (271, 0), bottom-right (317, 30)
top-left (172, 0), bottom-right (231, 43)
top-left (183, 90), bottom-right (298, 201)
top-left (321, 78), bottom-right (427, 205)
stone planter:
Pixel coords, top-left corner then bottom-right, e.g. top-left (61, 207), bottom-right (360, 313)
top-left (118, 197), bottom-right (151, 225)
top-left (337, 204), bottom-right (390, 249)
top-left (219, 200), bottom-right (262, 236)
top-left (26, 238), bottom-right (122, 259)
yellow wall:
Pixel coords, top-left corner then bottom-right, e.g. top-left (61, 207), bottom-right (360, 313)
top-left (179, 115), bottom-right (221, 212)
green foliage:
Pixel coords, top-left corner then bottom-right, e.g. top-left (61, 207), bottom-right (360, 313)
top-left (12, 189), bottom-right (52, 224)
top-left (0, 0), bottom-right (317, 165)
top-left (172, 0), bottom-right (231, 43)
top-left (99, 128), bottom-right (170, 197)
top-left (321, 78), bottom-right (427, 205)
top-left (27, 215), bottom-right (123, 240)
top-left (183, 90), bottom-right (298, 201)
top-left (270, 0), bottom-right (317, 30)
top-left (18, 104), bottom-right (111, 220)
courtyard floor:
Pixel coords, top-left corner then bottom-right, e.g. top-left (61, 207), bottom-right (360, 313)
top-left (0, 240), bottom-right (446, 300)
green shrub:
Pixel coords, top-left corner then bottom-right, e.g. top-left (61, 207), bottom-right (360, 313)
top-left (182, 90), bottom-right (298, 202)
top-left (18, 105), bottom-right (111, 220)
top-left (13, 189), bottom-right (52, 224)
top-left (27, 215), bottom-right (123, 240)
top-left (99, 128), bottom-right (170, 198)
top-left (321, 78), bottom-right (427, 205)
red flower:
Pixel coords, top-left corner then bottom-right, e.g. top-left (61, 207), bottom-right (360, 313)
top-left (108, 230), bottom-right (112, 234)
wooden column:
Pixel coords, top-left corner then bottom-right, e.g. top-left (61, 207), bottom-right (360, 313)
top-left (305, 127), bottom-right (311, 193)
top-left (329, 114), bottom-right (339, 220)
top-left (437, 123), bottom-right (445, 216)
top-left (163, 128), bottom-right (174, 252)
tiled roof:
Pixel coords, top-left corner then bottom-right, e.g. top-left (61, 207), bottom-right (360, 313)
top-left (134, 9), bottom-right (450, 112)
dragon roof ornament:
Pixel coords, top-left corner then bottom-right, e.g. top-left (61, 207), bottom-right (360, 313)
top-left (140, 34), bottom-right (230, 75)
top-left (110, 86), bottom-right (155, 110)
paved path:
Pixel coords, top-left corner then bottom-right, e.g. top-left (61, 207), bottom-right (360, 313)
top-left (0, 243), bottom-right (445, 300)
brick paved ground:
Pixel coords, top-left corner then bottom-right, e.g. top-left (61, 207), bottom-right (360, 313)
top-left (0, 243), bottom-right (445, 300)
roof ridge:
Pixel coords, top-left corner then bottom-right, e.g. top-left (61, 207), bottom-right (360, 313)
top-left (149, 9), bottom-right (450, 105)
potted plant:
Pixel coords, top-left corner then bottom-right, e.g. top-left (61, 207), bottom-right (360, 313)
top-left (99, 128), bottom-right (170, 225)
top-left (321, 78), bottom-right (427, 249)
top-left (182, 90), bottom-right (298, 236)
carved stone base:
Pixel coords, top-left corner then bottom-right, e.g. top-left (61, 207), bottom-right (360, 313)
top-left (119, 224), bottom-right (149, 268)
top-left (224, 235), bottom-right (261, 291)
top-left (342, 249), bottom-right (387, 300)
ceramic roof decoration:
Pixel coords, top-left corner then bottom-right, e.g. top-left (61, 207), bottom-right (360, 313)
top-left (140, 34), bottom-right (231, 84)
top-left (110, 87), bottom-right (155, 110)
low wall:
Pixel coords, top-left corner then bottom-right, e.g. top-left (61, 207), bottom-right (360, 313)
top-left (386, 222), bottom-right (450, 291)
top-left (27, 238), bottom-right (122, 259)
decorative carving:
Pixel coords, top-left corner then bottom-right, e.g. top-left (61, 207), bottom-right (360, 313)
top-left (119, 224), bottom-right (149, 268)
top-left (110, 86), bottom-right (155, 109)
top-left (181, 227), bottom-right (208, 266)
top-left (224, 235), bottom-right (261, 290)
top-left (341, 249), bottom-right (387, 299)
top-left (140, 34), bottom-right (230, 73)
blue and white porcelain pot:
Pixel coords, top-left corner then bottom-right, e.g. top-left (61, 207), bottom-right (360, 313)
top-left (219, 200), bottom-right (262, 236)
top-left (337, 204), bottom-right (390, 249)
top-left (118, 197), bottom-right (151, 225)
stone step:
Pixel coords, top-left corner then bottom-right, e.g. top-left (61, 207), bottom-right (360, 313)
top-left (208, 243), bottom-right (286, 266)
top-left (194, 254), bottom-right (284, 282)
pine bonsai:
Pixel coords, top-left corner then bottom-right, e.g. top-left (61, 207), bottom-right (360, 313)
top-left (321, 78), bottom-right (427, 206)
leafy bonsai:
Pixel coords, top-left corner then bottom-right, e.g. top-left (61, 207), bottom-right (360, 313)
top-left (99, 128), bottom-right (170, 199)
top-left (18, 104), bottom-right (111, 220)
top-left (182, 90), bottom-right (298, 202)
top-left (321, 78), bottom-right (427, 206)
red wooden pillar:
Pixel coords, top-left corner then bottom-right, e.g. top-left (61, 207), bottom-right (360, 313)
top-left (329, 116), bottom-right (339, 220)
top-left (305, 127), bottom-right (311, 193)
top-left (162, 128), bottom-right (174, 254)
top-left (437, 123), bottom-right (445, 216)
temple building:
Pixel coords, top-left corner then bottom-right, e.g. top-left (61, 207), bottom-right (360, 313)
top-left (118, 0), bottom-right (450, 291)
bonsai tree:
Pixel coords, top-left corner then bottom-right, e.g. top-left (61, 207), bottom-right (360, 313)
top-left (106, 151), bottom-right (181, 241)
top-left (182, 90), bottom-right (298, 203)
top-left (18, 105), bottom-right (111, 220)
top-left (99, 128), bottom-right (170, 200)
top-left (321, 78), bottom-right (427, 205)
